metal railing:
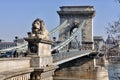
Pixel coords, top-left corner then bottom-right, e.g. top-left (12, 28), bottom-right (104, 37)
top-left (52, 50), bottom-right (91, 63)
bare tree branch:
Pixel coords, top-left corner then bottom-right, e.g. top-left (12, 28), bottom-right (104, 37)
top-left (106, 18), bottom-right (120, 38)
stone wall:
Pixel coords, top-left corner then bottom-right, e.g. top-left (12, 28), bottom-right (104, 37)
top-left (0, 58), bottom-right (31, 72)
top-left (5, 73), bottom-right (31, 80)
top-left (0, 58), bottom-right (33, 80)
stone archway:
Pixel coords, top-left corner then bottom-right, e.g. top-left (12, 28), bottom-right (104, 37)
top-left (69, 25), bottom-right (80, 49)
top-left (58, 6), bottom-right (95, 50)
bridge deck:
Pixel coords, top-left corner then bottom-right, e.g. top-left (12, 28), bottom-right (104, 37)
top-left (52, 50), bottom-right (91, 65)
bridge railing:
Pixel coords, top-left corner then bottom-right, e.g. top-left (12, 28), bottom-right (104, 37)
top-left (52, 50), bottom-right (91, 63)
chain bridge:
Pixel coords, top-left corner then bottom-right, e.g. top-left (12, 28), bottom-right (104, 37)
top-left (0, 19), bottom-right (92, 65)
top-left (0, 6), bottom-right (96, 80)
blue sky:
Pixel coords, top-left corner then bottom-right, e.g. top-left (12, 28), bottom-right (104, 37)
top-left (0, 0), bottom-right (120, 41)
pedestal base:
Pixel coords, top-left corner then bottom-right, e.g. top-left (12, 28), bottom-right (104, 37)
top-left (30, 56), bottom-right (53, 68)
top-left (30, 66), bottom-right (58, 80)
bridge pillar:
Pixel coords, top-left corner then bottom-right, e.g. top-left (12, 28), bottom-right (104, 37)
top-left (57, 6), bottom-right (95, 50)
top-left (25, 18), bottom-right (57, 80)
top-left (95, 66), bottom-right (109, 80)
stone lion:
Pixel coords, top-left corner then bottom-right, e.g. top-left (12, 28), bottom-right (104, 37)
top-left (31, 18), bottom-right (49, 40)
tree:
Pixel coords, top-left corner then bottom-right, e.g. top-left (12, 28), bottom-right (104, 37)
top-left (106, 0), bottom-right (120, 39)
top-left (106, 18), bottom-right (120, 38)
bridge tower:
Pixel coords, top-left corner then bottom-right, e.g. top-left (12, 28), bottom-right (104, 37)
top-left (57, 6), bottom-right (95, 50)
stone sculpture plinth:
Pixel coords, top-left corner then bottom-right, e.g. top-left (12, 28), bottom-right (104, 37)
top-left (25, 38), bottom-right (53, 68)
top-left (24, 18), bottom-right (57, 80)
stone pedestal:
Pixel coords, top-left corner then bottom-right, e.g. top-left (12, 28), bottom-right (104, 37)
top-left (30, 56), bottom-right (53, 68)
top-left (24, 18), bottom-right (58, 80)
top-left (95, 66), bottom-right (109, 80)
top-left (30, 66), bottom-right (56, 80)
top-left (25, 38), bottom-right (53, 68)
top-left (24, 38), bottom-right (57, 80)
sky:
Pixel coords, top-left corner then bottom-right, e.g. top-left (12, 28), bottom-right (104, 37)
top-left (0, 0), bottom-right (120, 41)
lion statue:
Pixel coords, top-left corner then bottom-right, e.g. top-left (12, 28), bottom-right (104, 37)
top-left (31, 18), bottom-right (49, 40)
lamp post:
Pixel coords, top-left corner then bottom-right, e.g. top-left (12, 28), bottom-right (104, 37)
top-left (14, 36), bottom-right (18, 46)
top-left (53, 37), bottom-right (56, 42)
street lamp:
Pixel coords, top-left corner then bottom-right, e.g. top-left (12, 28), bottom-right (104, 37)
top-left (14, 36), bottom-right (18, 46)
top-left (53, 37), bottom-right (56, 42)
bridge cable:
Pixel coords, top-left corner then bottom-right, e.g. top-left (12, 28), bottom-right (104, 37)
top-left (51, 20), bottom-right (85, 51)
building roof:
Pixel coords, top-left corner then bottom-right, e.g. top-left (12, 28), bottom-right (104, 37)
top-left (94, 36), bottom-right (103, 41)
top-left (60, 6), bottom-right (94, 8)
top-left (58, 6), bottom-right (95, 18)
top-left (0, 42), bottom-right (16, 45)
top-left (0, 42), bottom-right (16, 50)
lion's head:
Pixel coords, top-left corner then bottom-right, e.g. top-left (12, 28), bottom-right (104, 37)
top-left (32, 18), bottom-right (43, 34)
top-left (31, 18), bottom-right (49, 40)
